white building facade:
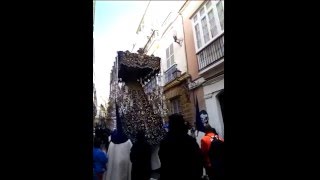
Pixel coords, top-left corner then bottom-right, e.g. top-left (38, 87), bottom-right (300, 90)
top-left (189, 0), bottom-right (224, 137)
top-left (131, 1), bottom-right (190, 120)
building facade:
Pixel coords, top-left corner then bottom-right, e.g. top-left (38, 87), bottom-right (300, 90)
top-left (159, 11), bottom-right (193, 124)
top-left (106, 60), bottom-right (119, 129)
top-left (180, 0), bottom-right (224, 138)
top-left (132, 1), bottom-right (194, 123)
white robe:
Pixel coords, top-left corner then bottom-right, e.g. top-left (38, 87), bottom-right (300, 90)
top-left (105, 140), bottom-right (132, 180)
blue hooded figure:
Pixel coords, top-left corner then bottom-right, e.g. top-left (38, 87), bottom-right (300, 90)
top-left (110, 102), bottom-right (128, 144)
top-left (106, 101), bottom-right (133, 180)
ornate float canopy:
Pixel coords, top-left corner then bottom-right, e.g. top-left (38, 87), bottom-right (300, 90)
top-left (117, 48), bottom-right (161, 82)
top-left (113, 48), bottom-right (166, 145)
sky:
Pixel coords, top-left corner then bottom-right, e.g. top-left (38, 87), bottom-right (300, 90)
top-left (93, 1), bottom-right (149, 107)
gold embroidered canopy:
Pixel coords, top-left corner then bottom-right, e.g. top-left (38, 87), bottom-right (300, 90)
top-left (117, 48), bottom-right (161, 82)
top-left (115, 48), bottom-right (166, 145)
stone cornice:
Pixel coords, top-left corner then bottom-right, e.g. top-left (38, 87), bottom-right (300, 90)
top-left (163, 73), bottom-right (190, 92)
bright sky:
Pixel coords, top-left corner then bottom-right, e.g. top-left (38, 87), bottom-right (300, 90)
top-left (93, 1), bottom-right (149, 107)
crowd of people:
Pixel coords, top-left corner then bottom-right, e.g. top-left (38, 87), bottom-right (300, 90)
top-left (93, 113), bottom-right (224, 180)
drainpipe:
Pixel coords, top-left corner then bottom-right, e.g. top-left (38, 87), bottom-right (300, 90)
top-left (178, 1), bottom-right (197, 124)
top-left (178, 1), bottom-right (191, 96)
top-left (178, 0), bottom-right (190, 81)
top-left (178, 13), bottom-right (189, 81)
top-left (177, 1), bottom-right (195, 124)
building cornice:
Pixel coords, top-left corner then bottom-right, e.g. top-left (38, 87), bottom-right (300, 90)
top-left (202, 72), bottom-right (224, 86)
top-left (163, 73), bottom-right (190, 92)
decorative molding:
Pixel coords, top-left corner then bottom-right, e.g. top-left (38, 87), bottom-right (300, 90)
top-left (188, 77), bottom-right (205, 90)
top-left (199, 58), bottom-right (224, 76)
top-left (163, 73), bottom-right (190, 92)
top-left (202, 73), bottom-right (224, 86)
top-left (204, 88), bottom-right (224, 100)
top-left (204, 93), bottom-right (213, 99)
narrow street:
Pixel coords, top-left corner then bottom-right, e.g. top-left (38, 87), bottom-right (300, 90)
top-left (93, 1), bottom-right (224, 180)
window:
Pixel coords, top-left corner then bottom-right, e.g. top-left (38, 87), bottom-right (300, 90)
top-left (208, 10), bottom-right (218, 38)
top-left (201, 16), bottom-right (210, 43)
top-left (171, 98), bottom-right (180, 114)
top-left (193, 14), bottom-right (198, 23)
top-left (200, 7), bottom-right (205, 17)
top-left (191, 0), bottom-right (224, 51)
top-left (166, 43), bottom-right (175, 69)
top-left (194, 24), bottom-right (202, 49)
top-left (206, 0), bottom-right (212, 9)
top-left (216, 1), bottom-right (224, 30)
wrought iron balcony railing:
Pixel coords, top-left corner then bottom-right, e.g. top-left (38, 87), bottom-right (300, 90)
top-left (197, 33), bottom-right (224, 71)
top-left (164, 64), bottom-right (177, 85)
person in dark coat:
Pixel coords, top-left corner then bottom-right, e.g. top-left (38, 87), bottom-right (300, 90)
top-left (101, 128), bottom-right (110, 150)
top-left (130, 130), bottom-right (152, 180)
top-left (208, 129), bottom-right (225, 180)
top-left (159, 113), bottom-right (203, 180)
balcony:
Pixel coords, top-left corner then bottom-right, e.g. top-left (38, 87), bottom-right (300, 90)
top-left (197, 34), bottom-right (224, 71)
top-left (164, 64), bottom-right (178, 85)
